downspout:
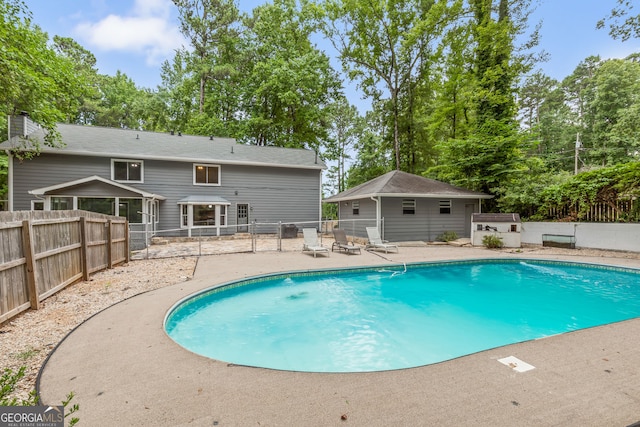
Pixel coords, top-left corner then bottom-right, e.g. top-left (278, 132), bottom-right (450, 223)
top-left (370, 196), bottom-right (380, 231)
top-left (6, 151), bottom-right (13, 211)
top-left (318, 170), bottom-right (323, 223)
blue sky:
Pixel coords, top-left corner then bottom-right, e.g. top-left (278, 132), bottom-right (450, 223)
top-left (25, 0), bottom-right (640, 99)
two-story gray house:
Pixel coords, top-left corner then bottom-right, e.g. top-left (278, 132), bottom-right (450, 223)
top-left (324, 170), bottom-right (492, 242)
top-left (1, 115), bottom-right (325, 242)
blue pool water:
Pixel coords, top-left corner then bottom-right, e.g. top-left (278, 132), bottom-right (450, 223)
top-left (164, 259), bottom-right (640, 372)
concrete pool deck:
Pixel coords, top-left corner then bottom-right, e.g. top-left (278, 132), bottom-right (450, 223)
top-left (37, 245), bottom-right (640, 426)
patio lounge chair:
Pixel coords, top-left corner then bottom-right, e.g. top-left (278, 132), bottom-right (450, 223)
top-left (331, 228), bottom-right (361, 255)
top-left (302, 228), bottom-right (330, 257)
top-left (366, 227), bottom-right (399, 253)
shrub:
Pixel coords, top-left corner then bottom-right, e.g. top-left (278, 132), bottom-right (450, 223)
top-left (436, 231), bottom-right (458, 242)
top-left (482, 234), bottom-right (503, 249)
top-left (1, 367), bottom-right (79, 426)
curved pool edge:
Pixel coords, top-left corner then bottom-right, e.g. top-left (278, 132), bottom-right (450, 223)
top-left (38, 248), bottom-right (640, 426)
top-left (163, 257), bottom-right (640, 373)
top-left (164, 256), bottom-right (640, 327)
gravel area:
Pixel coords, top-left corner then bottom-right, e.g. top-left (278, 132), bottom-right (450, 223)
top-left (0, 257), bottom-right (197, 404)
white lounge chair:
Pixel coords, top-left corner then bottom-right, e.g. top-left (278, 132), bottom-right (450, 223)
top-left (302, 228), bottom-right (330, 257)
top-left (366, 227), bottom-right (399, 253)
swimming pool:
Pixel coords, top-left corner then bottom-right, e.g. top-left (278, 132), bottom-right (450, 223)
top-left (164, 259), bottom-right (640, 372)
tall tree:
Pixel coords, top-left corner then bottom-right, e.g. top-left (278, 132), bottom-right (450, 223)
top-left (157, 49), bottom-right (199, 133)
top-left (173, 0), bottom-right (240, 113)
top-left (317, 0), bottom-right (457, 170)
top-left (52, 36), bottom-right (101, 125)
top-left (241, 0), bottom-right (341, 149)
top-left (93, 71), bottom-right (145, 129)
top-left (431, 0), bottom-right (535, 200)
top-left (589, 58), bottom-right (640, 165)
top-left (323, 97), bottom-right (363, 193)
top-left (0, 0), bottom-right (85, 148)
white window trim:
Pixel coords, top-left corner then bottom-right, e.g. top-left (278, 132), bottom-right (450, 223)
top-left (402, 199), bottom-right (416, 215)
top-left (111, 159), bottom-right (144, 183)
top-left (193, 163), bottom-right (221, 186)
top-left (178, 202), bottom-right (228, 237)
top-left (439, 200), bottom-right (452, 214)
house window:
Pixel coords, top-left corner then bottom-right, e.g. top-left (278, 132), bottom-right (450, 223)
top-left (194, 164), bottom-right (220, 185)
top-left (352, 201), bottom-right (360, 215)
top-left (220, 205), bottom-right (226, 225)
top-left (112, 159), bottom-right (143, 182)
top-left (78, 197), bottom-right (115, 215)
top-left (510, 224), bottom-right (518, 232)
top-left (194, 204), bottom-right (216, 226)
top-left (51, 196), bottom-right (73, 210)
top-left (181, 205), bottom-right (189, 227)
top-left (32, 200), bottom-right (44, 211)
top-left (402, 199), bottom-right (416, 215)
top-left (180, 204), bottom-right (227, 228)
top-left (439, 200), bottom-right (451, 214)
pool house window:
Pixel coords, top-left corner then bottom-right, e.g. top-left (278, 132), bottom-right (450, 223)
top-left (352, 201), bottom-right (360, 215)
top-left (112, 159), bottom-right (143, 182)
top-left (194, 164), bottom-right (220, 185)
top-left (439, 200), bottom-right (451, 214)
top-left (402, 199), bottom-right (416, 215)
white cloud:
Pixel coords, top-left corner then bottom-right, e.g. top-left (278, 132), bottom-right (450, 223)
top-left (73, 0), bottom-right (185, 66)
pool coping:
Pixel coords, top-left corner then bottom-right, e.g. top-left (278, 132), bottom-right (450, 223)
top-left (37, 247), bottom-right (640, 426)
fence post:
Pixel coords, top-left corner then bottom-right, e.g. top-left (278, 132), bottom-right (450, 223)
top-left (125, 221), bottom-right (130, 263)
top-left (252, 220), bottom-right (256, 253)
top-left (278, 221), bottom-right (282, 252)
top-left (107, 219), bottom-right (113, 269)
top-left (21, 220), bottom-right (40, 310)
top-left (80, 216), bottom-right (90, 281)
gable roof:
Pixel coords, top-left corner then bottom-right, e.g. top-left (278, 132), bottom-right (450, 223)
top-left (324, 170), bottom-right (492, 202)
top-left (29, 175), bottom-right (166, 199)
top-left (0, 123), bottom-right (324, 170)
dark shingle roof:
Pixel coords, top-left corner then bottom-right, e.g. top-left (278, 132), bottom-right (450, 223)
top-left (0, 123), bottom-right (324, 170)
top-left (324, 170), bottom-right (492, 201)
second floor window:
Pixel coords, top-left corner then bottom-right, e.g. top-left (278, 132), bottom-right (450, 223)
top-left (112, 159), bottom-right (143, 182)
top-left (194, 164), bottom-right (220, 185)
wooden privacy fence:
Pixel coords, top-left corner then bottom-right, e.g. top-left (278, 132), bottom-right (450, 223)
top-left (0, 211), bottom-right (129, 324)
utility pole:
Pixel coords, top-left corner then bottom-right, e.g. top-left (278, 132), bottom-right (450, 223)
top-left (574, 132), bottom-right (581, 175)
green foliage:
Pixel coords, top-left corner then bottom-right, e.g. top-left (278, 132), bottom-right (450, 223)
top-left (0, 367), bottom-right (38, 406)
top-left (321, 201), bottom-right (337, 219)
top-left (597, 0), bottom-right (640, 41)
top-left (436, 231), bottom-right (458, 242)
top-left (482, 234), bottom-right (504, 248)
top-left (62, 392), bottom-right (80, 426)
top-left (536, 162), bottom-right (640, 221)
top-left (1, 367), bottom-right (79, 425)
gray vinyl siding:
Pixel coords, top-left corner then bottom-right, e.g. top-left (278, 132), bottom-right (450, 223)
top-left (10, 153), bottom-right (322, 233)
top-left (335, 198), bottom-right (378, 237)
top-left (12, 154), bottom-right (109, 210)
top-left (381, 197), bottom-right (478, 241)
